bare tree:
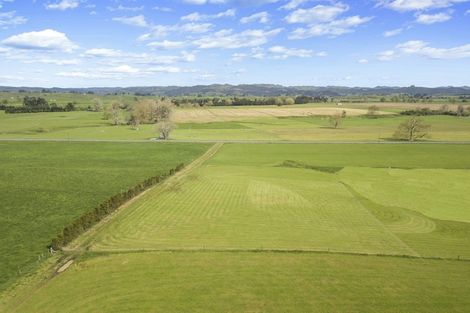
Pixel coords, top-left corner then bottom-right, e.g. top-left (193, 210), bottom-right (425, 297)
top-left (151, 100), bottom-right (174, 123)
top-left (393, 116), bottom-right (430, 141)
top-left (157, 120), bottom-right (175, 140)
top-left (103, 102), bottom-right (122, 125)
top-left (456, 105), bottom-right (465, 117)
top-left (329, 112), bottom-right (343, 129)
top-left (92, 98), bottom-right (103, 112)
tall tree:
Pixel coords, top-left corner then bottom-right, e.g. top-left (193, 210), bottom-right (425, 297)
top-left (393, 116), bottom-right (430, 141)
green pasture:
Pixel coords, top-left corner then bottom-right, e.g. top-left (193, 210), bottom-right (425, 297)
top-left (10, 252), bottom-right (470, 313)
top-left (0, 141), bottom-right (209, 291)
top-left (1, 110), bottom-right (470, 141)
top-left (88, 144), bottom-right (470, 259)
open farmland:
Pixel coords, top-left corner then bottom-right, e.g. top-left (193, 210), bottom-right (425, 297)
top-left (0, 141), bottom-right (209, 292)
top-left (5, 143), bottom-right (469, 312)
top-left (1, 107), bottom-right (470, 142)
top-left (10, 252), bottom-right (470, 313)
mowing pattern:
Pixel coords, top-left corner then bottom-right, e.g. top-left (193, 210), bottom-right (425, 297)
top-left (12, 252), bottom-right (470, 313)
top-left (87, 144), bottom-right (470, 260)
top-left (91, 165), bottom-right (415, 255)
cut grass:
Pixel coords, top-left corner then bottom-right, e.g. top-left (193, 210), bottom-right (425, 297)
top-left (0, 141), bottom-right (210, 291)
top-left (90, 165), bottom-right (415, 255)
top-left (10, 252), bottom-right (470, 313)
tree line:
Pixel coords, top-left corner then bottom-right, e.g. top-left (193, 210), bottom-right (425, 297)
top-left (3, 96), bottom-right (77, 113)
top-left (49, 163), bottom-right (185, 250)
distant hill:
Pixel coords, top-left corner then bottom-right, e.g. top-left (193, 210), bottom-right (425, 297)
top-left (1, 84), bottom-right (469, 97)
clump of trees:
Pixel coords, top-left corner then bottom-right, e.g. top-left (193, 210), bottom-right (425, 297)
top-left (401, 105), bottom-right (469, 117)
top-left (393, 116), bottom-right (430, 141)
top-left (4, 97), bottom-right (77, 113)
top-left (49, 163), bottom-right (185, 250)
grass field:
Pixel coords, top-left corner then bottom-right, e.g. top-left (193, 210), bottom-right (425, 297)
top-left (10, 252), bottom-right (470, 313)
top-left (2, 140), bottom-right (470, 310)
top-left (1, 109), bottom-right (470, 141)
top-left (88, 144), bottom-right (470, 259)
top-left (0, 142), bottom-right (209, 291)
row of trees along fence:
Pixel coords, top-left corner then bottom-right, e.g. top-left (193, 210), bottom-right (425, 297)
top-left (49, 163), bottom-right (185, 250)
top-left (3, 96), bottom-right (77, 113)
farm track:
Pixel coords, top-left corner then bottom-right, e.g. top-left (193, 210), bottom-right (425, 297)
top-left (63, 142), bottom-right (224, 253)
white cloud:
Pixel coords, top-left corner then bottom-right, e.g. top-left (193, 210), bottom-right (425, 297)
top-left (147, 40), bottom-right (187, 49)
top-left (231, 52), bottom-right (248, 61)
top-left (397, 40), bottom-right (470, 59)
top-left (240, 12), bottom-right (270, 24)
top-left (112, 15), bottom-right (149, 28)
top-left (0, 11), bottom-right (27, 27)
top-left (280, 0), bottom-right (309, 10)
top-left (107, 5), bottom-right (144, 12)
top-left (416, 12), bottom-right (452, 24)
top-left (289, 15), bottom-right (373, 39)
top-left (45, 0), bottom-right (80, 11)
top-left (148, 66), bottom-right (183, 73)
top-left (383, 28), bottom-right (403, 37)
top-left (285, 3), bottom-right (348, 24)
top-left (37, 58), bottom-right (80, 65)
top-left (268, 45), bottom-right (324, 58)
top-left (377, 0), bottom-right (468, 12)
top-left (194, 28), bottom-right (282, 49)
top-left (153, 6), bottom-right (172, 12)
top-left (83, 48), bottom-right (123, 57)
top-left (358, 58), bottom-right (369, 63)
top-left (138, 23), bottom-right (213, 40)
top-left (2, 29), bottom-right (78, 52)
top-left (377, 50), bottom-right (397, 61)
top-left (377, 40), bottom-right (470, 61)
top-left (181, 9), bottom-right (235, 21)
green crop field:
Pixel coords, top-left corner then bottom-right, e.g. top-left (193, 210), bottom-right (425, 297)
top-left (10, 252), bottom-right (470, 313)
top-left (4, 143), bottom-right (469, 312)
top-left (0, 142), bottom-right (209, 292)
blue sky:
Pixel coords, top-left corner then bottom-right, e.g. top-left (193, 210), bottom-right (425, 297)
top-left (0, 0), bottom-right (469, 87)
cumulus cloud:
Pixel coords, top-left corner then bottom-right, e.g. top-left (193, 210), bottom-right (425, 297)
top-left (138, 23), bottom-right (213, 40)
top-left (289, 15), bottom-right (373, 39)
top-left (0, 11), bottom-right (27, 27)
top-left (45, 0), bottom-right (80, 10)
top-left (240, 12), bottom-right (270, 24)
top-left (112, 15), bottom-right (149, 27)
top-left (181, 9), bottom-right (235, 21)
top-left (280, 0), bottom-right (309, 10)
top-left (378, 40), bottom-right (470, 61)
top-left (383, 28), bottom-right (403, 37)
top-left (285, 3), bottom-right (348, 24)
top-left (2, 29), bottom-right (78, 52)
top-left (285, 3), bottom-right (372, 39)
top-left (147, 40), bottom-right (188, 49)
top-left (83, 48), bottom-right (124, 58)
top-left (377, 0), bottom-right (468, 12)
top-left (377, 50), bottom-right (397, 61)
top-left (415, 12), bottom-right (452, 24)
top-left (268, 45), bottom-right (326, 59)
top-left (193, 28), bottom-right (282, 49)
top-left (358, 58), bottom-right (369, 63)
top-left (397, 40), bottom-right (470, 59)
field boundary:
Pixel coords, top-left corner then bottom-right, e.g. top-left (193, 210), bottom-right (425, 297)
top-left (2, 138), bottom-right (470, 144)
top-left (64, 142), bottom-right (223, 252)
top-left (72, 247), bottom-right (470, 262)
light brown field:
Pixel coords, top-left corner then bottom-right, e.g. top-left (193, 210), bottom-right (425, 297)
top-left (173, 106), bottom-right (389, 123)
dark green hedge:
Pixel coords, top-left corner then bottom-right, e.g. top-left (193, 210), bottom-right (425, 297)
top-left (49, 163), bottom-right (185, 250)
